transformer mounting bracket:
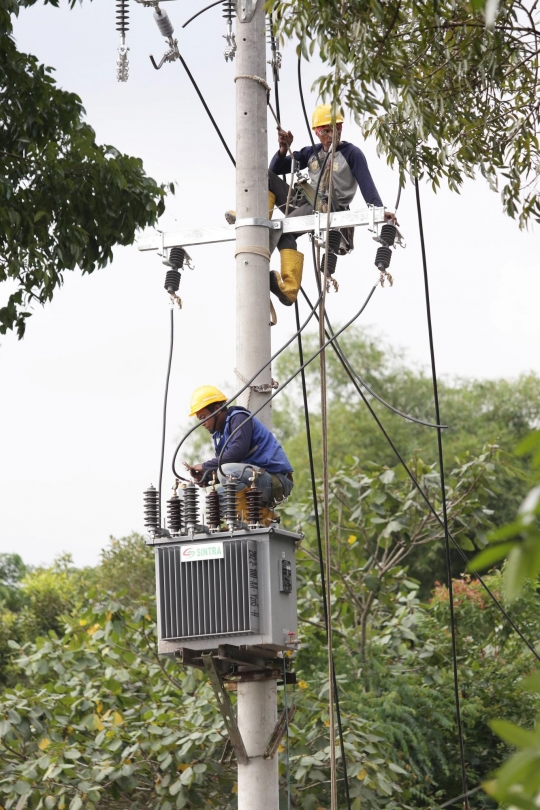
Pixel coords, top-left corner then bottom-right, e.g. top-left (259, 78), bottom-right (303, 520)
top-left (263, 703), bottom-right (296, 760)
top-left (201, 653), bottom-right (249, 766)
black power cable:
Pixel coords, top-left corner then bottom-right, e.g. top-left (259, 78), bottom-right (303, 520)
top-left (295, 300), bottom-right (352, 810)
top-left (177, 53), bottom-right (235, 167)
top-left (158, 307), bottom-right (175, 528)
top-left (299, 285), bottom-right (540, 664)
top-left (216, 285), bottom-right (378, 473)
top-left (182, 0), bottom-right (223, 28)
top-left (415, 177), bottom-right (469, 806)
top-left (171, 289), bottom-right (324, 480)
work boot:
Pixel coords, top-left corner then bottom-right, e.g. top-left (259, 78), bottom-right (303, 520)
top-left (225, 192), bottom-right (276, 225)
top-left (261, 505), bottom-right (280, 526)
top-left (270, 249), bottom-right (304, 307)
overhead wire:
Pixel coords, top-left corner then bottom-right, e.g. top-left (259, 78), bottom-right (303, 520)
top-left (181, 0), bottom-right (223, 28)
top-left (215, 284), bottom-right (379, 473)
top-left (176, 52), bottom-right (236, 167)
top-left (296, 51), bottom-right (539, 665)
top-left (299, 286), bottom-right (540, 664)
top-left (415, 176), bottom-right (469, 806)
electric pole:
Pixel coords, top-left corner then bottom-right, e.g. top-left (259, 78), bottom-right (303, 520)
top-left (235, 1), bottom-right (278, 807)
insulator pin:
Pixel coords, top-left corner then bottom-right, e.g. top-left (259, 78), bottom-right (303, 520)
top-left (321, 252), bottom-right (338, 276)
top-left (183, 483), bottom-right (200, 533)
top-left (222, 0), bottom-right (236, 21)
top-left (154, 8), bottom-right (174, 38)
top-left (206, 488), bottom-right (222, 531)
top-left (380, 223), bottom-right (397, 247)
top-left (169, 247), bottom-right (186, 269)
top-left (375, 245), bottom-right (392, 270)
top-left (116, 0), bottom-right (129, 34)
top-left (167, 495), bottom-right (183, 534)
top-left (320, 230), bottom-right (341, 275)
top-left (164, 269), bottom-right (180, 293)
top-left (143, 485), bottom-right (160, 532)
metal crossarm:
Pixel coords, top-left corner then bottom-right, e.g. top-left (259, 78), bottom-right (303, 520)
top-left (137, 207), bottom-right (387, 251)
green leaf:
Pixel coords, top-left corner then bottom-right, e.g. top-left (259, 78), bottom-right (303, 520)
top-left (490, 719), bottom-right (537, 749)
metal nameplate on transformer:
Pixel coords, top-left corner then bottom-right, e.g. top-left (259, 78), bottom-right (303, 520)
top-left (180, 541), bottom-right (224, 562)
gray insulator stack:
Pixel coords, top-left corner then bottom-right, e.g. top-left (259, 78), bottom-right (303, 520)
top-left (167, 495), bottom-right (183, 535)
top-left (223, 479), bottom-right (239, 529)
top-left (143, 485), bottom-right (160, 532)
top-left (206, 488), bottom-right (222, 531)
top-left (246, 485), bottom-right (262, 528)
top-left (183, 483), bottom-right (199, 533)
top-left (154, 8), bottom-right (174, 38)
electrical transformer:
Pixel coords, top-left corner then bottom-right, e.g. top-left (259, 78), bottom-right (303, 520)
top-left (146, 526), bottom-right (300, 655)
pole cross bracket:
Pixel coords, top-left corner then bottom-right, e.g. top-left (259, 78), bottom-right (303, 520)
top-left (235, 217), bottom-right (282, 230)
top-left (263, 704), bottom-right (296, 760)
top-left (202, 653), bottom-right (249, 766)
top-left (238, 0), bottom-right (257, 23)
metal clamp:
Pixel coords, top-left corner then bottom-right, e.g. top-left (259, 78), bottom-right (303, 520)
top-left (235, 217), bottom-right (282, 230)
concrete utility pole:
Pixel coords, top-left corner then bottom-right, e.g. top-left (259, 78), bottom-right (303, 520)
top-left (235, 1), bottom-right (278, 808)
top-left (235, 0), bottom-right (272, 428)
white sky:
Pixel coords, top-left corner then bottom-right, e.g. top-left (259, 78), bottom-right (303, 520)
top-left (1, 0), bottom-right (539, 568)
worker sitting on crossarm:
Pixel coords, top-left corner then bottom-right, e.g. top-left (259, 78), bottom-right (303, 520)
top-left (266, 104), bottom-right (397, 307)
top-left (184, 385), bottom-right (294, 527)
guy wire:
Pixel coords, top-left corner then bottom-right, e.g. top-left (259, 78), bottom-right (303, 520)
top-left (415, 176), bottom-right (469, 806)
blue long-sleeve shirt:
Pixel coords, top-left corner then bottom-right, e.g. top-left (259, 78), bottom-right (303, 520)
top-left (269, 141), bottom-right (383, 208)
top-left (202, 410), bottom-right (253, 473)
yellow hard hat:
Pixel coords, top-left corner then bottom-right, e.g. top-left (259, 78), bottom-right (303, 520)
top-left (312, 104), bottom-right (344, 129)
top-left (189, 385), bottom-right (227, 417)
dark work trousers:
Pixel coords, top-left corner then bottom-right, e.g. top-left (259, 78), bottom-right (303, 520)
top-left (268, 170), bottom-right (342, 253)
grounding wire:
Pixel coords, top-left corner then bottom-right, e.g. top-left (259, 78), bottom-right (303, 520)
top-left (415, 176), bottom-right (469, 806)
top-left (182, 0), bottom-right (223, 28)
top-left (300, 285), bottom-right (540, 664)
top-left (176, 53), bottom-right (236, 167)
top-left (171, 288), bottom-right (324, 481)
top-left (158, 307), bottom-right (175, 528)
top-left (216, 284), bottom-right (378, 475)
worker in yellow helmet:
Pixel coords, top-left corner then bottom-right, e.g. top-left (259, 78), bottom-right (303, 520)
top-left (184, 386), bottom-right (294, 526)
top-left (264, 103), bottom-right (397, 306)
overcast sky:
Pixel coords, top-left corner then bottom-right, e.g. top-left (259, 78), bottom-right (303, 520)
top-left (1, 0), bottom-right (539, 569)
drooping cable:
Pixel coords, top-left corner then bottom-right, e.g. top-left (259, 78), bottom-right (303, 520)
top-left (181, 0), bottom-right (223, 28)
top-left (415, 177), bottom-right (469, 806)
top-left (216, 285), bottom-right (379, 474)
top-left (440, 784), bottom-right (482, 808)
top-left (158, 307), bottom-right (175, 528)
top-left (171, 289), bottom-right (324, 481)
top-left (300, 285), bottom-right (540, 663)
top-left (176, 53), bottom-right (235, 167)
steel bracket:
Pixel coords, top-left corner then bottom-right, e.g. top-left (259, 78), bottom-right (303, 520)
top-left (235, 217), bottom-right (282, 231)
top-left (237, 0), bottom-right (258, 23)
top-left (202, 653), bottom-right (249, 765)
top-left (263, 704), bottom-right (296, 759)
